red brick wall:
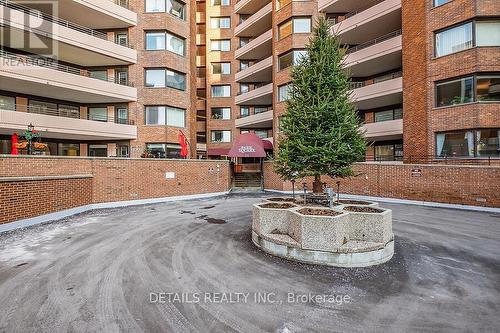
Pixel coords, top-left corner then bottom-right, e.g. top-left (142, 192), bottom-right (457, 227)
top-left (0, 177), bottom-right (93, 224)
top-left (0, 156), bottom-right (231, 224)
top-left (263, 162), bottom-right (500, 208)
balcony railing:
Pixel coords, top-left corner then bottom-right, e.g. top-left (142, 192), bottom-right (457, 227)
top-left (345, 29), bottom-right (402, 54)
top-left (0, 0), bottom-right (133, 48)
top-left (350, 71), bottom-right (402, 89)
top-left (1, 104), bottom-right (135, 125)
top-left (0, 50), bottom-right (134, 86)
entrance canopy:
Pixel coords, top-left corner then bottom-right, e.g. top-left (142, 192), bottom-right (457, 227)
top-left (228, 133), bottom-right (267, 158)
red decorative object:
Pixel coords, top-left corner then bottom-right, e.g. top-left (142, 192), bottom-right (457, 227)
top-left (11, 133), bottom-right (18, 155)
top-left (178, 131), bottom-right (189, 158)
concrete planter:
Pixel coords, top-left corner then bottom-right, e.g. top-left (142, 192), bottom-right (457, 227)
top-left (343, 206), bottom-right (393, 244)
top-left (252, 202), bottom-right (297, 235)
top-left (335, 199), bottom-right (379, 207)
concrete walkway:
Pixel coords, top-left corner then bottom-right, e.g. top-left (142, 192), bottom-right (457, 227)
top-left (0, 193), bottom-right (499, 332)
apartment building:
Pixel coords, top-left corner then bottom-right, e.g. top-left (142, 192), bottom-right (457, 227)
top-left (0, 0), bottom-right (498, 162)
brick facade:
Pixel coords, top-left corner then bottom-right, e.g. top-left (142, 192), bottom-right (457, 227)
top-left (263, 161), bottom-right (500, 208)
top-left (0, 156), bottom-right (231, 224)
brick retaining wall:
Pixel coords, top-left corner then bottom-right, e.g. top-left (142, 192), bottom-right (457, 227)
top-left (263, 162), bottom-right (500, 208)
top-left (0, 156), bottom-right (231, 224)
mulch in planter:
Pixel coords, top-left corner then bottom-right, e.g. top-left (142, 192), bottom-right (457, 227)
top-left (297, 208), bottom-right (342, 216)
top-left (267, 197), bottom-right (296, 202)
top-left (337, 199), bottom-right (372, 205)
top-left (344, 206), bottom-right (384, 213)
top-left (260, 203), bottom-right (296, 209)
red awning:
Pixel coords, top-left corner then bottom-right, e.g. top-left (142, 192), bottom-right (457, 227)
top-left (262, 139), bottom-right (273, 150)
top-left (228, 133), bottom-right (267, 158)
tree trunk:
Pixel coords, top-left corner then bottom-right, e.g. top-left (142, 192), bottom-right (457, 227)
top-left (312, 174), bottom-right (323, 193)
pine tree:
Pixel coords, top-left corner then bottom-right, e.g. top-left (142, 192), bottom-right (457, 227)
top-left (274, 16), bottom-right (366, 193)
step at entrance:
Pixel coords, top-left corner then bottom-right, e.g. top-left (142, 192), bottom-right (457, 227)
top-left (233, 172), bottom-right (262, 188)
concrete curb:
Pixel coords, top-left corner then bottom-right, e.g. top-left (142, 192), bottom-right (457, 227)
top-left (0, 191), bottom-right (230, 234)
top-left (253, 231), bottom-right (394, 268)
top-left (264, 190), bottom-right (500, 214)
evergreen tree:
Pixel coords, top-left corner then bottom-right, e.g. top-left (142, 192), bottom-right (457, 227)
top-left (274, 16), bottom-right (366, 193)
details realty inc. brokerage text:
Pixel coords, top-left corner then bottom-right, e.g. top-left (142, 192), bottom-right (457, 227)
top-left (150, 292), bottom-right (351, 305)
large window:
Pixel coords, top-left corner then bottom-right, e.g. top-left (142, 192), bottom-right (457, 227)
top-left (433, 0), bottom-right (452, 7)
top-left (145, 106), bottom-right (186, 127)
top-left (436, 129), bottom-right (500, 157)
top-left (146, 143), bottom-right (182, 158)
top-left (211, 62), bottom-right (231, 74)
top-left (278, 84), bottom-right (291, 102)
top-left (211, 85), bottom-right (231, 97)
top-left (436, 76), bottom-right (474, 107)
top-left (88, 107), bottom-right (107, 122)
top-left (211, 107), bottom-right (231, 119)
top-left (436, 74), bottom-right (500, 107)
top-left (0, 95), bottom-right (15, 110)
top-left (374, 143), bottom-right (403, 161)
top-left (210, 39), bottom-right (231, 51)
top-left (145, 31), bottom-right (185, 56)
top-left (240, 106), bottom-right (250, 117)
top-left (374, 108), bottom-right (403, 122)
top-left (211, 130), bottom-right (231, 143)
top-left (211, 0), bottom-right (230, 6)
top-left (210, 17), bottom-right (231, 29)
top-left (145, 68), bottom-right (186, 90)
top-left (278, 49), bottom-right (307, 70)
top-left (435, 20), bottom-right (500, 57)
top-left (145, 0), bottom-right (185, 19)
top-left (278, 18), bottom-right (311, 40)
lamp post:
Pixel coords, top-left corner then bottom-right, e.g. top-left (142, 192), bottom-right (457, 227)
top-left (25, 123), bottom-right (36, 155)
top-left (291, 179), bottom-right (296, 199)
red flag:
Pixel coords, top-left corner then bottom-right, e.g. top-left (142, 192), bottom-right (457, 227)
top-left (178, 131), bottom-right (188, 158)
top-left (11, 133), bottom-right (18, 155)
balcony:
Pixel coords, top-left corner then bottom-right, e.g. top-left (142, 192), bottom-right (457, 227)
top-left (0, 107), bottom-right (137, 141)
top-left (235, 29), bottom-right (272, 60)
top-left (50, 0), bottom-right (137, 28)
top-left (0, 1), bottom-right (137, 65)
top-left (235, 109), bottom-right (273, 128)
top-left (362, 119), bottom-right (403, 141)
top-left (319, 0), bottom-right (382, 13)
top-left (235, 2), bottom-right (272, 38)
top-left (332, 0), bottom-right (401, 44)
top-left (351, 75), bottom-right (402, 109)
top-left (0, 52), bottom-right (137, 103)
top-left (235, 0), bottom-right (270, 14)
top-left (344, 30), bottom-right (402, 77)
top-left (235, 56), bottom-right (272, 83)
top-left (235, 83), bottom-right (273, 105)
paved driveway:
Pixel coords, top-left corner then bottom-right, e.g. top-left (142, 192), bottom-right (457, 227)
top-left (0, 194), bottom-right (499, 332)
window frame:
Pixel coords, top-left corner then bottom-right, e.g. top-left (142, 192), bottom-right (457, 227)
top-left (145, 0), bottom-right (186, 20)
top-left (145, 31), bottom-right (186, 56)
top-left (210, 130), bottom-right (232, 143)
top-left (144, 68), bottom-right (186, 91)
top-left (211, 85), bottom-right (231, 97)
top-left (144, 105), bottom-right (186, 128)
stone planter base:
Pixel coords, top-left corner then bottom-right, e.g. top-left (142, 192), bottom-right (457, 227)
top-left (252, 230), bottom-right (394, 267)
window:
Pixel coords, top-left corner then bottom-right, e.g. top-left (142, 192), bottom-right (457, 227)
top-left (89, 70), bottom-right (107, 81)
top-left (436, 77), bottom-right (474, 107)
top-left (435, 129), bottom-right (500, 157)
top-left (210, 17), bottom-right (230, 29)
top-left (278, 49), bottom-right (307, 70)
top-left (145, 31), bottom-right (185, 56)
top-left (278, 20), bottom-right (292, 39)
top-left (59, 143), bottom-right (80, 156)
top-left (435, 23), bottom-right (473, 57)
top-left (211, 130), bottom-right (231, 143)
top-left (145, 69), bottom-right (186, 90)
top-left (0, 95), bottom-right (15, 110)
top-left (115, 32), bottom-right (128, 46)
top-left (211, 39), bottom-right (231, 51)
top-left (476, 129), bottom-right (500, 157)
top-left (145, 106), bottom-right (186, 127)
top-left (211, 0), bottom-right (230, 6)
top-left (240, 106), bottom-right (250, 117)
top-left (374, 108), bottom-right (403, 122)
top-left (116, 145), bottom-right (129, 157)
top-left (211, 107), bottom-right (231, 119)
top-left (146, 0), bottom-right (185, 19)
top-left (212, 62), bottom-right (231, 74)
top-left (211, 85), bottom-right (231, 97)
top-left (240, 37), bottom-right (250, 47)
top-left (255, 130), bottom-right (268, 139)
top-left (255, 106), bottom-right (270, 114)
top-left (240, 84), bottom-right (250, 94)
top-left (88, 107), bottom-right (108, 121)
top-left (278, 84), bottom-right (291, 102)
top-left (146, 143), bottom-right (182, 158)
top-left (293, 18), bottom-right (311, 34)
top-left (476, 76), bottom-right (500, 101)
top-left (240, 60), bottom-right (250, 70)
top-left (116, 107), bottom-right (128, 124)
top-left (476, 21), bottom-right (500, 47)
top-left (89, 144), bottom-right (108, 157)
top-left (276, 0), bottom-right (292, 10)
top-left (433, 0), bottom-right (451, 7)
top-left (375, 143), bottom-right (403, 161)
